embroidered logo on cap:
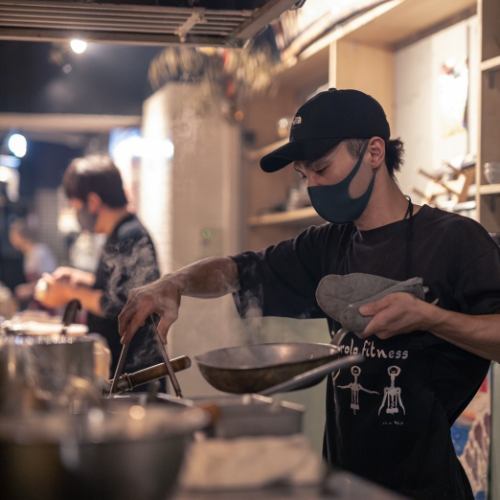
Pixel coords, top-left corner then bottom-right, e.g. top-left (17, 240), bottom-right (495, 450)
top-left (292, 115), bottom-right (302, 126)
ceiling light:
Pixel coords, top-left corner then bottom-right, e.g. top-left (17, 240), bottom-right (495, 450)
top-left (7, 134), bottom-right (27, 158)
top-left (70, 39), bottom-right (87, 54)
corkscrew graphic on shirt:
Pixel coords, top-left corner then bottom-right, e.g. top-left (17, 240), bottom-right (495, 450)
top-left (337, 365), bottom-right (379, 414)
top-left (335, 364), bottom-right (406, 417)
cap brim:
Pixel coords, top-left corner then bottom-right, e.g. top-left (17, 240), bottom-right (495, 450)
top-left (260, 138), bottom-right (343, 172)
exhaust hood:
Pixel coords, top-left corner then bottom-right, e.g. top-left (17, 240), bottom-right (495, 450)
top-left (0, 0), bottom-right (300, 46)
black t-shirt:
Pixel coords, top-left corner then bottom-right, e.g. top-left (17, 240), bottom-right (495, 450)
top-left (232, 205), bottom-right (500, 499)
top-left (88, 213), bottom-right (162, 373)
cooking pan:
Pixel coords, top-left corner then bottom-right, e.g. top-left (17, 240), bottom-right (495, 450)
top-left (195, 342), bottom-right (356, 394)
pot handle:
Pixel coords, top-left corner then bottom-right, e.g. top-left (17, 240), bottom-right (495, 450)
top-left (259, 353), bottom-right (364, 396)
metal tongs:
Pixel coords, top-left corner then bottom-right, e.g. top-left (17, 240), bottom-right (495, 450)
top-left (108, 316), bottom-right (183, 398)
top-left (150, 318), bottom-right (183, 398)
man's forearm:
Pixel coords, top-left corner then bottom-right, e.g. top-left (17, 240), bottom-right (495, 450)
top-left (427, 304), bottom-right (500, 362)
top-left (166, 257), bottom-right (239, 298)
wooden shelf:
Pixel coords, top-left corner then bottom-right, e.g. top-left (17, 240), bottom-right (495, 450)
top-left (481, 55), bottom-right (500, 73)
top-left (248, 206), bottom-right (322, 226)
top-left (265, 0), bottom-right (475, 97)
top-left (273, 44), bottom-right (329, 93)
top-left (245, 138), bottom-right (288, 162)
top-left (343, 0), bottom-right (476, 49)
top-left (280, 0), bottom-right (476, 61)
top-left (478, 184), bottom-right (500, 195)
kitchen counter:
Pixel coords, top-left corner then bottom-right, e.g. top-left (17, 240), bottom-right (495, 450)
top-left (175, 470), bottom-right (406, 499)
top-left (174, 433), bottom-right (406, 500)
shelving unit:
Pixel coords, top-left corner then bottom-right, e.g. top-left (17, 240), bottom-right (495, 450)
top-left (480, 55), bottom-right (500, 73)
top-left (241, 0), bottom-right (478, 251)
top-left (478, 184), bottom-right (500, 196)
top-left (248, 206), bottom-right (321, 226)
top-left (477, 1), bottom-right (500, 498)
top-left (476, 0), bottom-right (500, 233)
top-left (245, 138), bottom-right (288, 161)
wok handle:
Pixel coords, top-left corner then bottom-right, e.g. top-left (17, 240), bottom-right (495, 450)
top-left (107, 355), bottom-right (191, 393)
top-left (330, 327), bottom-right (348, 346)
top-left (259, 354), bottom-right (364, 396)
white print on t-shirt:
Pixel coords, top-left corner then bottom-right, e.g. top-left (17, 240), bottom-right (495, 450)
top-left (378, 365), bottom-right (406, 416)
top-left (337, 366), bottom-right (379, 415)
top-left (336, 337), bottom-right (409, 361)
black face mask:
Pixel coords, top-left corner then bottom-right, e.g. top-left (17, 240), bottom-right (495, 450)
top-left (76, 205), bottom-right (98, 233)
top-left (307, 141), bottom-right (373, 224)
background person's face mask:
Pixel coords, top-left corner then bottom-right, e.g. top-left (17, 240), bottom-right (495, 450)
top-left (307, 142), bottom-right (374, 224)
top-left (77, 204), bottom-right (98, 232)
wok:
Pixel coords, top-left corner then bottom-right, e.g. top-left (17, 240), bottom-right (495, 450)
top-left (195, 342), bottom-right (354, 394)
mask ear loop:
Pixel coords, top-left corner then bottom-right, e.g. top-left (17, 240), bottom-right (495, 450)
top-left (342, 140), bottom-right (370, 187)
top-left (337, 139), bottom-right (372, 276)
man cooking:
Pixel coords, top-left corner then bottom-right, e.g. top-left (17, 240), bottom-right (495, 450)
top-left (37, 154), bottom-right (162, 375)
top-left (117, 89), bottom-right (500, 499)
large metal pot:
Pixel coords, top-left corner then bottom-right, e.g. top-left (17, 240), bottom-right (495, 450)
top-left (0, 335), bottom-right (97, 415)
top-left (0, 402), bottom-right (208, 500)
top-left (1, 315), bottom-right (111, 382)
top-left (110, 392), bottom-right (304, 438)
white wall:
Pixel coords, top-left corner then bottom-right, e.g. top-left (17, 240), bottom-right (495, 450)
top-left (394, 17), bottom-right (479, 199)
top-left (140, 83), bottom-right (330, 453)
top-left (141, 83), bottom-right (252, 397)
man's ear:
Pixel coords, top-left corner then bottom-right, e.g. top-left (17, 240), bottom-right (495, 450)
top-left (367, 137), bottom-right (386, 169)
top-left (87, 192), bottom-right (103, 212)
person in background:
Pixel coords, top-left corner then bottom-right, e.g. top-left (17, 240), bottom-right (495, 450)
top-left (118, 89), bottom-right (500, 499)
top-left (36, 155), bottom-right (162, 374)
top-left (9, 218), bottom-right (56, 307)
top-left (0, 180), bottom-right (25, 292)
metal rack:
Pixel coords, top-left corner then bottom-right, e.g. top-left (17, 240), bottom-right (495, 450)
top-left (0, 0), bottom-right (298, 46)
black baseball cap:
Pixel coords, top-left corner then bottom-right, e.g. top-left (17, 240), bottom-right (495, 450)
top-left (260, 88), bottom-right (390, 172)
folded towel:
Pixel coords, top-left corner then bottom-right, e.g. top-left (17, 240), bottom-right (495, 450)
top-left (180, 434), bottom-right (324, 490)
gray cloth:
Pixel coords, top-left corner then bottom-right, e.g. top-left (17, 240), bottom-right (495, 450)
top-left (315, 273), bottom-right (428, 337)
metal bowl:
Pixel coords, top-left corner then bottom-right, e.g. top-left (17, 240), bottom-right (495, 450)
top-left (0, 402), bottom-right (208, 500)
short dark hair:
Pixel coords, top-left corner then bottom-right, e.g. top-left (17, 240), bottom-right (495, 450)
top-left (63, 155), bottom-right (127, 208)
top-left (345, 138), bottom-right (405, 178)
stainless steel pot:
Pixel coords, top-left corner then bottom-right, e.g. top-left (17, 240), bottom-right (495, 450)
top-left (192, 394), bottom-right (304, 438)
top-left (0, 402), bottom-right (208, 500)
top-left (111, 392), bottom-right (303, 438)
top-left (0, 335), bottom-right (97, 415)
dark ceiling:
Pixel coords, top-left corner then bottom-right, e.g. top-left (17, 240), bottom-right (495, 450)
top-left (0, 40), bottom-right (162, 115)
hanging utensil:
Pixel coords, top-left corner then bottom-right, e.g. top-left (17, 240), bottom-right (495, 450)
top-left (259, 354), bottom-right (362, 396)
top-left (150, 318), bottom-right (183, 398)
top-left (60, 299), bottom-right (82, 336)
